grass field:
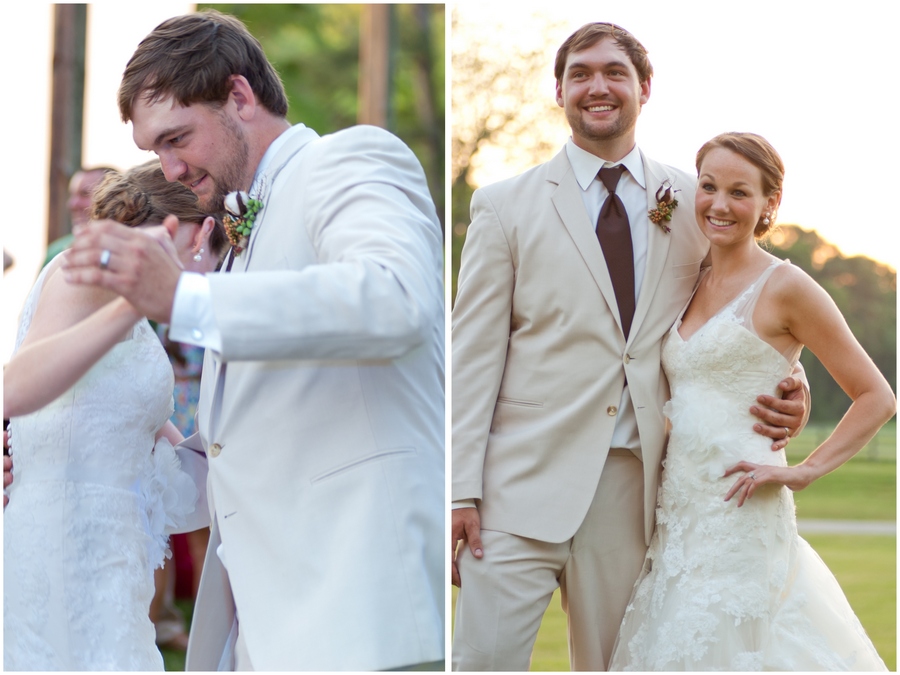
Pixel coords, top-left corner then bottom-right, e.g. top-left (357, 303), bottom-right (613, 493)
top-left (788, 421), bottom-right (895, 521)
top-left (451, 421), bottom-right (896, 671)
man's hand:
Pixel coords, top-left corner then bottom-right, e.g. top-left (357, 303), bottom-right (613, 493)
top-left (451, 507), bottom-right (483, 587)
top-left (750, 376), bottom-right (808, 451)
top-left (62, 217), bottom-right (183, 324)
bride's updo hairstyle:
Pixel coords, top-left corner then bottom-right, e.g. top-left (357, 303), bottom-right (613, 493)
top-left (695, 132), bottom-right (784, 239)
top-left (90, 161), bottom-right (227, 256)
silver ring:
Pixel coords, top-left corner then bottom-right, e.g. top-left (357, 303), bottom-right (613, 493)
top-left (749, 472), bottom-right (756, 480)
top-left (99, 249), bottom-right (111, 270)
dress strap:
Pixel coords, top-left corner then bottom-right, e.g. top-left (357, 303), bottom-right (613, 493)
top-left (731, 258), bottom-right (786, 325)
top-left (733, 258), bottom-right (802, 362)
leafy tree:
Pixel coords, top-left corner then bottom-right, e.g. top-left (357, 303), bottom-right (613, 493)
top-left (450, 9), bottom-right (564, 299)
top-left (768, 226), bottom-right (896, 422)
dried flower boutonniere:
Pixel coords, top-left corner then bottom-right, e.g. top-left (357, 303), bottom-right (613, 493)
top-left (648, 181), bottom-right (679, 233)
top-left (223, 191), bottom-right (264, 256)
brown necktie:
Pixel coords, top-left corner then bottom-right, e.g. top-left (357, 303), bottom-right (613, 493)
top-left (596, 165), bottom-right (635, 339)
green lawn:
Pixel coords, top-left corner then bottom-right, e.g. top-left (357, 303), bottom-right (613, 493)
top-left (450, 421), bottom-right (897, 671)
top-left (161, 599), bottom-right (193, 671)
top-left (787, 421), bottom-right (895, 521)
top-left (452, 534), bottom-right (895, 671)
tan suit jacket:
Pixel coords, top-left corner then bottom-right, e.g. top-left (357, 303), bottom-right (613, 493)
top-left (182, 125), bottom-right (445, 671)
top-left (452, 147), bottom-right (708, 546)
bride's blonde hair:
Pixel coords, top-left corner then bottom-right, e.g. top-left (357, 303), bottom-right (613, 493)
top-left (90, 160), bottom-right (227, 255)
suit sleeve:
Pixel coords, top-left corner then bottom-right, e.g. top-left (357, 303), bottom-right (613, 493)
top-left (451, 188), bottom-right (515, 502)
top-left (207, 127), bottom-right (444, 362)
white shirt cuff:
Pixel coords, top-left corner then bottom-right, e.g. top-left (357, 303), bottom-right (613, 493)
top-left (168, 272), bottom-right (223, 352)
top-left (452, 499), bottom-right (477, 510)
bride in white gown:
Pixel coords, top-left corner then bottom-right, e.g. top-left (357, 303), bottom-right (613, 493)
top-left (609, 133), bottom-right (895, 671)
top-left (4, 162), bottom-right (225, 670)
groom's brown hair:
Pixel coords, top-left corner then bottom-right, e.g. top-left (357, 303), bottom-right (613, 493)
top-left (554, 23), bottom-right (653, 85)
top-left (117, 9), bottom-right (288, 122)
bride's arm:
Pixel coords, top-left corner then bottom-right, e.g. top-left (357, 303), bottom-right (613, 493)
top-left (725, 266), bottom-right (896, 505)
top-left (4, 264), bottom-right (142, 418)
top-left (155, 421), bottom-right (184, 446)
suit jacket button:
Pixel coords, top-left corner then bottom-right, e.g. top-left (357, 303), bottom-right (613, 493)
top-left (607, 406), bottom-right (618, 416)
top-left (209, 443), bottom-right (222, 458)
top-left (624, 354), bottom-right (631, 364)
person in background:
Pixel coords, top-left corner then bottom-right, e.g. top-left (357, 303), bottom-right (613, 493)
top-left (43, 167), bottom-right (117, 267)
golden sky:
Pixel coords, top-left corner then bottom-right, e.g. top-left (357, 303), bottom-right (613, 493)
top-left (454, 1), bottom-right (899, 271)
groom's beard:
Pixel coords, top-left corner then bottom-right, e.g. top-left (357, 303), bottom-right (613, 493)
top-left (566, 96), bottom-right (639, 146)
top-left (200, 115), bottom-right (251, 213)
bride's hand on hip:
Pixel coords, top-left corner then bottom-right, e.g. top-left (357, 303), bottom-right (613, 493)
top-left (723, 461), bottom-right (816, 507)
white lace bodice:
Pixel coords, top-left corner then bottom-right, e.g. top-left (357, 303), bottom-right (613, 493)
top-left (4, 260), bottom-right (197, 671)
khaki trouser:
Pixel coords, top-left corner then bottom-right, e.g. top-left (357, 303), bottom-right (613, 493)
top-left (452, 451), bottom-right (647, 671)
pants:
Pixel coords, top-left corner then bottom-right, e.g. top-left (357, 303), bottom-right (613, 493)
top-left (452, 451), bottom-right (648, 671)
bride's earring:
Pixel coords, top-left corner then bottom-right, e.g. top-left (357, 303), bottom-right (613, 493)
top-left (762, 213), bottom-right (771, 226)
top-left (193, 248), bottom-right (204, 263)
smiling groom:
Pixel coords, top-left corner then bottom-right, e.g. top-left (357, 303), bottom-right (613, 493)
top-left (451, 23), bottom-right (807, 671)
top-left (64, 10), bottom-right (444, 671)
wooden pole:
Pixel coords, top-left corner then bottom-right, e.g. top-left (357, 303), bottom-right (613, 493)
top-left (357, 5), bottom-right (392, 129)
top-left (47, 4), bottom-right (87, 246)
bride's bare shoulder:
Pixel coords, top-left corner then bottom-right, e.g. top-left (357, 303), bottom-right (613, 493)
top-left (21, 255), bottom-right (119, 344)
top-left (765, 260), bottom-right (821, 301)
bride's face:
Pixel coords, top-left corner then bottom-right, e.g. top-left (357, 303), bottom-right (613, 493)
top-left (695, 148), bottom-right (779, 248)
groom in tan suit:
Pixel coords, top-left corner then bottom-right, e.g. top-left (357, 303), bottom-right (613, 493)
top-left (451, 23), bottom-right (807, 671)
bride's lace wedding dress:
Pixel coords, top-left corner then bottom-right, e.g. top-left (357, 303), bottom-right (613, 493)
top-left (609, 259), bottom-right (886, 671)
top-left (4, 261), bottom-right (198, 671)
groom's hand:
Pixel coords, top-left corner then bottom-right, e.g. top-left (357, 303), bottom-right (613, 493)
top-left (451, 507), bottom-right (483, 587)
top-left (750, 376), bottom-right (808, 451)
top-left (63, 217), bottom-right (183, 324)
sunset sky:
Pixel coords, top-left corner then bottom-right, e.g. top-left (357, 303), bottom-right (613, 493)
top-left (454, 1), bottom-right (898, 270)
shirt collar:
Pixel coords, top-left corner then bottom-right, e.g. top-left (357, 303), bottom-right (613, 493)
top-left (250, 123), bottom-right (310, 193)
top-left (565, 138), bottom-right (646, 192)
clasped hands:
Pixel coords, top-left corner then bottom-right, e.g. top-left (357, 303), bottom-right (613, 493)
top-left (62, 216), bottom-right (185, 324)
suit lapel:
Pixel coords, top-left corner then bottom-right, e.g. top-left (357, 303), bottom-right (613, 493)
top-left (235, 125), bottom-right (320, 272)
top-left (548, 149), bottom-right (625, 336)
top-left (628, 152), bottom-right (677, 345)
top-left (206, 125), bottom-right (321, 438)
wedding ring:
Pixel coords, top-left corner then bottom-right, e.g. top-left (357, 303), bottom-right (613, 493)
top-left (749, 473), bottom-right (756, 480)
top-left (99, 249), bottom-right (111, 270)
top-left (783, 426), bottom-right (790, 438)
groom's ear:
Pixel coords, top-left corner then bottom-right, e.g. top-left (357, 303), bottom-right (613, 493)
top-left (229, 75), bottom-right (257, 121)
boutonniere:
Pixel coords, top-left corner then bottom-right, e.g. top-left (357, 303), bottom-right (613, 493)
top-left (648, 181), bottom-right (679, 233)
top-left (223, 191), bottom-right (264, 256)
